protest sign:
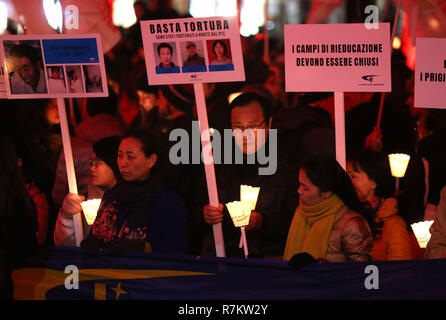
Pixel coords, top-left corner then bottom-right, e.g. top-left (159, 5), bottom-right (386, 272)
top-left (141, 16), bottom-right (244, 85)
top-left (1, 34), bottom-right (108, 99)
top-left (0, 33), bottom-right (109, 246)
top-left (284, 23), bottom-right (391, 92)
top-left (415, 37), bottom-right (446, 109)
top-left (284, 23), bottom-right (391, 169)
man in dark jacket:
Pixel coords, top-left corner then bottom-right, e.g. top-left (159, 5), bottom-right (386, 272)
top-left (194, 92), bottom-right (299, 258)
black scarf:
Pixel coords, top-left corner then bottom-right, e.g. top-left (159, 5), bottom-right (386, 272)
top-left (102, 172), bottom-right (164, 230)
top-left (104, 171), bottom-right (163, 204)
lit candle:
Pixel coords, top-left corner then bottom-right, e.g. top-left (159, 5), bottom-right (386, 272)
top-left (388, 153), bottom-right (410, 178)
top-left (226, 201), bottom-right (252, 227)
top-left (226, 201), bottom-right (252, 258)
top-left (388, 153), bottom-right (411, 192)
top-left (80, 199), bottom-right (101, 225)
top-left (411, 220), bottom-right (434, 248)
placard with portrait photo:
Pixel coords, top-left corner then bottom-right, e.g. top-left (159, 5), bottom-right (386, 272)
top-left (141, 16), bottom-right (245, 85)
top-left (1, 34), bottom-right (108, 98)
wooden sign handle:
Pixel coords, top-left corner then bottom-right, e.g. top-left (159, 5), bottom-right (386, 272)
top-left (193, 84), bottom-right (226, 258)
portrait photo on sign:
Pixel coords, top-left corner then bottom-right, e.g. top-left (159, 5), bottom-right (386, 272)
top-left (154, 42), bottom-right (180, 74)
top-left (207, 39), bottom-right (233, 65)
top-left (66, 65), bottom-right (84, 93)
top-left (181, 41), bottom-right (206, 67)
top-left (83, 64), bottom-right (103, 93)
top-left (3, 40), bottom-right (48, 94)
top-left (46, 65), bottom-right (67, 93)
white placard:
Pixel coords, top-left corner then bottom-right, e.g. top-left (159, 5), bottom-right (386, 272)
top-left (141, 16), bottom-right (245, 85)
top-left (414, 38), bottom-right (446, 109)
top-left (284, 23), bottom-right (391, 92)
top-left (1, 33), bottom-right (108, 99)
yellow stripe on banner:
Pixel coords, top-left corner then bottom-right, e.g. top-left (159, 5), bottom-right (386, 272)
top-left (12, 268), bottom-right (213, 300)
top-left (94, 283), bottom-right (107, 300)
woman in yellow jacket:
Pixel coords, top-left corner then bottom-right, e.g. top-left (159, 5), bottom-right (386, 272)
top-left (347, 149), bottom-right (412, 261)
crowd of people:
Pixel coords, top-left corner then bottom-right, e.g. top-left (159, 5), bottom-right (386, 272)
top-left (2, 0), bottom-right (446, 299)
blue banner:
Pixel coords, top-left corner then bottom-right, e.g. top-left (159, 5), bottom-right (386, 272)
top-left (12, 247), bottom-right (446, 300)
top-left (42, 38), bottom-right (99, 64)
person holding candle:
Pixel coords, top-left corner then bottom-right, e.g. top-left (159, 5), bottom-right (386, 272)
top-left (347, 149), bottom-right (412, 261)
top-left (53, 136), bottom-right (121, 246)
top-left (194, 92), bottom-right (299, 258)
top-left (283, 155), bottom-right (373, 267)
top-left (52, 93), bottom-right (126, 213)
top-left (81, 129), bottom-right (187, 255)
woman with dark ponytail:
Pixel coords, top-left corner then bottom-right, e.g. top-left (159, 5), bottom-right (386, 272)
top-left (284, 155), bottom-right (373, 267)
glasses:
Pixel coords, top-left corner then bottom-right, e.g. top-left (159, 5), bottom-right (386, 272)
top-left (232, 119), bottom-right (266, 132)
top-left (89, 158), bottom-right (103, 168)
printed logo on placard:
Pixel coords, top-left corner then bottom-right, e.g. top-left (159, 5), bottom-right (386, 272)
top-left (359, 74), bottom-right (384, 86)
top-left (362, 75), bottom-right (379, 83)
top-left (188, 74), bottom-right (202, 81)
